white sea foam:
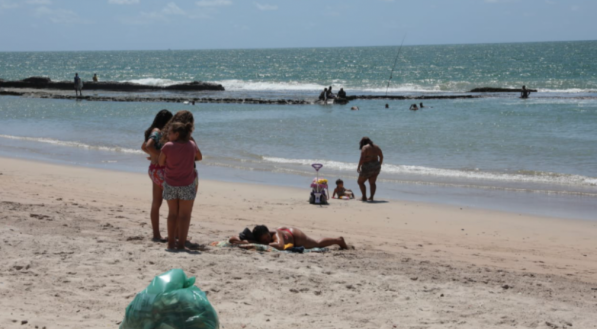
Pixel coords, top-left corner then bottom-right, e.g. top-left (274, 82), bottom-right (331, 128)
top-left (124, 78), bottom-right (191, 87)
top-left (262, 156), bottom-right (597, 187)
top-left (216, 79), bottom-right (327, 91)
top-left (0, 135), bottom-right (144, 155)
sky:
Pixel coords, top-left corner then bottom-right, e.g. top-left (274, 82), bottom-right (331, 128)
top-left (0, 0), bottom-right (595, 51)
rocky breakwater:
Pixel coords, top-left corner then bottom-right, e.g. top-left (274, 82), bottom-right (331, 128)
top-left (0, 76), bottom-right (224, 92)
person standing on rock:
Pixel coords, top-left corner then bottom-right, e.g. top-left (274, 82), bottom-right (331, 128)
top-left (93, 74), bottom-right (98, 82)
top-left (74, 73), bottom-right (83, 97)
top-left (521, 85), bottom-right (531, 99)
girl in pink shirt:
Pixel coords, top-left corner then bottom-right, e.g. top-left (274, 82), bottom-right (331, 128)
top-left (159, 120), bottom-right (202, 251)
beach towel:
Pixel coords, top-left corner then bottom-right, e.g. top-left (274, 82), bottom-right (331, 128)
top-left (210, 241), bottom-right (328, 253)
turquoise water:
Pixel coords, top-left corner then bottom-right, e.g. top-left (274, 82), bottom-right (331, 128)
top-left (1, 41), bottom-right (596, 219)
top-left (2, 41), bottom-right (597, 94)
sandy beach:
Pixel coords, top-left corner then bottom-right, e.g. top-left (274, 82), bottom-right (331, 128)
top-left (1, 156), bottom-right (596, 329)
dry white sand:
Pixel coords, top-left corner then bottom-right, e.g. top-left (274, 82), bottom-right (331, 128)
top-left (1, 157), bottom-right (596, 329)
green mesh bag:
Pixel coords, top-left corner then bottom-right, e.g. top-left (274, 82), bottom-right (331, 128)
top-left (120, 269), bottom-right (219, 329)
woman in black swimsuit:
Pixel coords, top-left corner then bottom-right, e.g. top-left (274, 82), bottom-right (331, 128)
top-left (357, 137), bottom-right (383, 201)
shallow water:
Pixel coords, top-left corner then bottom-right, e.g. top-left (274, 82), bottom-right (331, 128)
top-left (1, 42), bottom-right (596, 220)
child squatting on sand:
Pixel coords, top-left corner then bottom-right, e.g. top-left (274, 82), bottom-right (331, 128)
top-left (332, 179), bottom-right (355, 199)
top-left (158, 115), bottom-right (202, 251)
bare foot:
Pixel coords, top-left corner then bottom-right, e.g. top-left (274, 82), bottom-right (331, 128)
top-left (339, 237), bottom-right (348, 250)
top-left (368, 197), bottom-right (374, 201)
top-left (152, 236), bottom-right (168, 243)
top-left (361, 197), bottom-right (367, 201)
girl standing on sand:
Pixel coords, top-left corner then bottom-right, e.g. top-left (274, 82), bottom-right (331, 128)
top-left (142, 109), bottom-right (173, 242)
top-left (159, 111), bottom-right (202, 251)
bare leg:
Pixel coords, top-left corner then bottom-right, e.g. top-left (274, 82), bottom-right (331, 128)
top-left (317, 237), bottom-right (348, 249)
top-left (368, 173), bottom-right (379, 201)
top-left (150, 182), bottom-right (165, 241)
top-left (176, 199), bottom-right (195, 251)
top-left (166, 199), bottom-right (179, 250)
top-left (357, 176), bottom-right (367, 201)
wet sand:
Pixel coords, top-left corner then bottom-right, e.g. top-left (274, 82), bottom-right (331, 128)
top-left (1, 157), bottom-right (596, 329)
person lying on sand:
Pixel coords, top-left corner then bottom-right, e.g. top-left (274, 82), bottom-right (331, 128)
top-left (229, 225), bottom-right (348, 250)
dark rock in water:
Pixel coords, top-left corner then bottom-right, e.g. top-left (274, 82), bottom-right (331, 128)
top-left (163, 81), bottom-right (223, 91)
top-left (0, 76), bottom-right (224, 92)
top-left (470, 87), bottom-right (538, 93)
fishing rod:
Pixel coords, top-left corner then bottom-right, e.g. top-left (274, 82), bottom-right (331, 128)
top-left (385, 34), bottom-right (407, 96)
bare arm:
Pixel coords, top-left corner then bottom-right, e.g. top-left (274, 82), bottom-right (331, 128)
top-left (357, 148), bottom-right (366, 173)
top-left (141, 141), bottom-right (149, 154)
top-left (377, 147), bottom-right (384, 165)
top-left (229, 236), bottom-right (254, 245)
top-left (190, 137), bottom-right (203, 161)
top-left (144, 139), bottom-right (161, 158)
top-left (332, 188), bottom-right (338, 198)
top-left (158, 152), bottom-right (167, 167)
top-left (268, 231), bottom-right (286, 250)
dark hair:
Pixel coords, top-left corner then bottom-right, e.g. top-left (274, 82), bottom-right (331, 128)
top-left (336, 179), bottom-right (343, 185)
top-left (160, 110), bottom-right (195, 144)
top-left (252, 225), bottom-right (269, 240)
top-left (144, 109), bottom-right (173, 141)
top-left (169, 121), bottom-right (193, 142)
top-left (360, 136), bottom-right (373, 150)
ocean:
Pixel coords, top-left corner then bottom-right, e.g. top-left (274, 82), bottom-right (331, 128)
top-left (1, 41), bottom-right (596, 219)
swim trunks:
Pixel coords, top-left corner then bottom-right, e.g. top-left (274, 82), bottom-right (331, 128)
top-left (148, 163), bottom-right (165, 188)
top-left (163, 180), bottom-right (197, 201)
top-left (359, 161), bottom-right (381, 179)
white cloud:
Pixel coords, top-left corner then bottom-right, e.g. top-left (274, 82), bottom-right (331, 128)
top-left (125, 2), bottom-right (206, 24)
top-left (161, 2), bottom-right (185, 15)
top-left (254, 2), bottom-right (277, 11)
top-left (26, 0), bottom-right (52, 5)
top-left (108, 0), bottom-right (140, 4)
top-left (34, 6), bottom-right (89, 24)
top-left (0, 0), bottom-right (18, 10)
top-left (196, 0), bottom-right (231, 7)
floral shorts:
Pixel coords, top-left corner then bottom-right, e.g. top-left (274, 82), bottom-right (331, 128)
top-left (163, 181), bottom-right (197, 201)
top-left (148, 164), bottom-right (165, 188)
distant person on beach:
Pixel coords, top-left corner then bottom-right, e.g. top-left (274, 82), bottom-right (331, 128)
top-left (521, 85), bottom-right (531, 99)
top-left (409, 104), bottom-right (418, 111)
top-left (142, 109), bottom-right (173, 243)
top-left (74, 73), bottom-right (83, 97)
top-left (92, 74), bottom-right (98, 82)
top-left (385, 104), bottom-right (389, 109)
top-left (159, 111), bottom-right (203, 251)
top-left (229, 225), bottom-right (348, 250)
top-left (337, 88), bottom-right (347, 98)
top-left (332, 179), bottom-right (354, 199)
top-left (357, 137), bottom-right (383, 201)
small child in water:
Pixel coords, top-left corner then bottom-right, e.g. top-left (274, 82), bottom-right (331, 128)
top-left (332, 179), bottom-right (354, 199)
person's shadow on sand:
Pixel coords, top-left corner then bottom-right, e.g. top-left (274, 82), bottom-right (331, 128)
top-left (364, 200), bottom-right (388, 204)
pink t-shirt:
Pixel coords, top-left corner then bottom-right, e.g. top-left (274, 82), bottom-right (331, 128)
top-left (161, 140), bottom-right (197, 186)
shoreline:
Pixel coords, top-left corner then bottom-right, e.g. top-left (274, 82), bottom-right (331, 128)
top-left (1, 149), bottom-right (596, 222)
top-left (1, 156), bottom-right (597, 328)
